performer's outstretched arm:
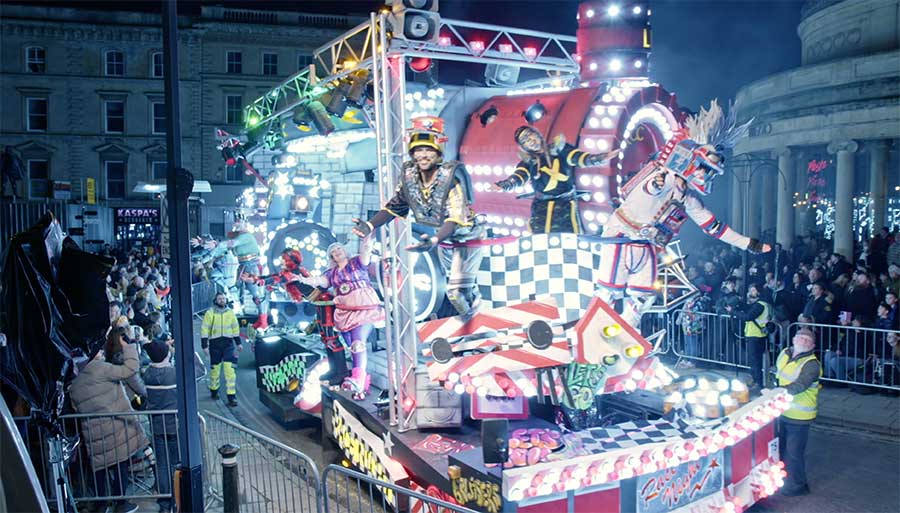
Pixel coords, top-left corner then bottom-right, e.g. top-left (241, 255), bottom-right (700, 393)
top-left (358, 235), bottom-right (374, 266)
top-left (565, 147), bottom-right (621, 167)
top-left (352, 185), bottom-right (408, 238)
top-left (684, 195), bottom-right (769, 253)
top-left (494, 162), bottom-right (531, 191)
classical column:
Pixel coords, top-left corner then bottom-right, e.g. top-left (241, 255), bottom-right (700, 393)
top-left (775, 148), bottom-right (795, 249)
top-left (794, 151), bottom-right (812, 237)
top-left (731, 162), bottom-right (744, 232)
top-left (828, 140), bottom-right (859, 259)
top-left (869, 140), bottom-right (889, 232)
top-left (760, 165), bottom-right (776, 238)
top-left (746, 166), bottom-right (761, 239)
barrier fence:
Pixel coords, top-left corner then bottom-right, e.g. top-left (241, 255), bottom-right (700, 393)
top-left (192, 279), bottom-right (218, 316)
top-left (322, 465), bottom-right (476, 513)
top-left (15, 410), bottom-right (181, 507)
top-left (202, 411), bottom-right (320, 513)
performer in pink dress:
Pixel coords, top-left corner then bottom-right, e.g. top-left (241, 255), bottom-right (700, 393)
top-left (298, 235), bottom-right (384, 399)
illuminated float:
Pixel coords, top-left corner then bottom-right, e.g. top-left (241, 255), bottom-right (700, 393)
top-left (231, 1), bottom-right (789, 512)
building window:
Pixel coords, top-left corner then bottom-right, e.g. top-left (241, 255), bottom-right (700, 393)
top-left (225, 94), bottom-right (243, 124)
top-left (262, 52), bottom-right (278, 76)
top-left (27, 159), bottom-right (50, 199)
top-left (105, 100), bottom-right (125, 133)
top-left (26, 97), bottom-right (48, 132)
top-left (151, 52), bottom-right (163, 78)
top-left (105, 50), bottom-right (125, 76)
top-left (298, 54), bottom-right (313, 71)
top-left (226, 51), bottom-right (242, 74)
top-left (225, 164), bottom-right (243, 183)
top-left (106, 161), bottom-right (126, 199)
top-left (151, 161), bottom-right (167, 180)
top-left (26, 46), bottom-right (46, 73)
top-left (151, 101), bottom-right (166, 134)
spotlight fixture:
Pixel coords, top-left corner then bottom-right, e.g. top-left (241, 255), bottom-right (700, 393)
top-left (523, 100), bottom-right (546, 125)
top-left (345, 70), bottom-right (370, 106)
top-left (479, 105), bottom-right (499, 127)
top-left (409, 56), bottom-right (433, 73)
top-left (322, 90), bottom-right (348, 117)
top-left (607, 5), bottom-right (621, 17)
top-left (305, 101), bottom-right (335, 135)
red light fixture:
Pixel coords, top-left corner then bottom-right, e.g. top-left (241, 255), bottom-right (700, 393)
top-left (470, 40), bottom-right (486, 53)
top-left (523, 46), bottom-right (537, 58)
top-left (438, 35), bottom-right (452, 46)
top-left (408, 57), bottom-right (433, 73)
top-left (498, 43), bottom-right (513, 53)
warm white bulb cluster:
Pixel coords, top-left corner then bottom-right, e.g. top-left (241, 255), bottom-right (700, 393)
top-left (286, 130), bottom-right (374, 159)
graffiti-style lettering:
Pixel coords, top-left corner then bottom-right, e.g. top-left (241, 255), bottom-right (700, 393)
top-left (451, 476), bottom-right (501, 513)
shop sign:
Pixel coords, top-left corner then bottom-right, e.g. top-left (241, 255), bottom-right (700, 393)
top-left (636, 450), bottom-right (724, 513)
top-left (450, 472), bottom-right (502, 513)
top-left (86, 178), bottom-right (96, 205)
top-left (332, 401), bottom-right (408, 503)
top-left (52, 181), bottom-right (71, 200)
top-left (115, 207), bottom-right (160, 225)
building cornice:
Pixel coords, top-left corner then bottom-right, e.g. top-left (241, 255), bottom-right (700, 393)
top-left (2, 21), bottom-right (200, 44)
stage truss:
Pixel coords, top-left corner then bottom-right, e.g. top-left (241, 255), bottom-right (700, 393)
top-left (241, 12), bottom-right (580, 432)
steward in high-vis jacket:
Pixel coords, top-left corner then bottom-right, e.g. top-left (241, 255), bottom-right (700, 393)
top-left (201, 292), bottom-right (242, 406)
top-left (774, 328), bottom-right (821, 497)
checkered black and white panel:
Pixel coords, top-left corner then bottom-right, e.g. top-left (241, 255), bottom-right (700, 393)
top-left (574, 419), bottom-right (694, 453)
top-left (477, 233), bottom-right (604, 323)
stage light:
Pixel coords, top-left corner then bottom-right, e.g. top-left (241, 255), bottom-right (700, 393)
top-left (609, 58), bottom-right (623, 71)
top-left (498, 43), bottom-right (513, 53)
top-left (523, 46), bottom-right (538, 58)
top-left (608, 5), bottom-right (621, 17)
top-left (470, 40), bottom-right (486, 53)
top-left (343, 59), bottom-right (357, 70)
top-left (438, 35), bottom-right (452, 46)
top-left (409, 56), bottom-right (433, 72)
top-left (306, 101), bottom-right (335, 135)
top-left (634, 59), bottom-right (644, 69)
top-left (523, 100), bottom-right (546, 124)
top-left (633, 5), bottom-right (642, 15)
top-left (345, 70), bottom-right (370, 106)
top-left (589, 61), bottom-right (598, 71)
top-left (479, 105), bottom-right (499, 127)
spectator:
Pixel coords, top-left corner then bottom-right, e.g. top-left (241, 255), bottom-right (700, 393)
top-left (783, 272), bottom-right (808, 322)
top-left (845, 270), bottom-right (878, 323)
top-left (132, 297), bottom-right (151, 329)
top-left (824, 317), bottom-right (870, 384)
top-left (802, 283), bottom-right (834, 325)
top-left (68, 328), bottom-right (148, 513)
top-left (143, 339), bottom-right (178, 513)
top-left (676, 291), bottom-right (712, 368)
top-left (727, 284), bottom-right (771, 389)
top-left (885, 292), bottom-right (899, 329)
top-left (887, 264), bottom-right (900, 296)
top-left (774, 328), bottom-right (820, 497)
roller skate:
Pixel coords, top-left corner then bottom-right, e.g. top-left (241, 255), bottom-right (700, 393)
top-left (342, 368), bottom-right (371, 400)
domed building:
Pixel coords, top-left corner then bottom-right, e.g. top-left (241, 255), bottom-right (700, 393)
top-left (731, 0), bottom-right (899, 258)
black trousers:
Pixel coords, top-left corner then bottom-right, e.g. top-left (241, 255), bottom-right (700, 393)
top-left (529, 198), bottom-right (583, 233)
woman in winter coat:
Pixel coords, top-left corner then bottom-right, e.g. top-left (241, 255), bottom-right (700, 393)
top-left (69, 327), bottom-right (148, 513)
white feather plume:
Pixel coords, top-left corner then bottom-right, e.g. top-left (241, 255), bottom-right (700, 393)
top-left (683, 99), bottom-right (753, 150)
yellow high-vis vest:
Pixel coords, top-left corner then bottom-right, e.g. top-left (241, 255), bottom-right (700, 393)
top-left (743, 301), bottom-right (771, 338)
top-left (775, 349), bottom-right (821, 421)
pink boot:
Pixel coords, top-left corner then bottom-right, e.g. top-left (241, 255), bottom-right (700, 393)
top-left (342, 367), bottom-right (371, 400)
top-left (252, 312), bottom-right (268, 331)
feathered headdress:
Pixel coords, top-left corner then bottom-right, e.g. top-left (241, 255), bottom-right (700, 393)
top-left (682, 99), bottom-right (752, 151)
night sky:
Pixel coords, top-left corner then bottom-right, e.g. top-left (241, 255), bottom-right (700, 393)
top-left (19, 0), bottom-right (804, 109)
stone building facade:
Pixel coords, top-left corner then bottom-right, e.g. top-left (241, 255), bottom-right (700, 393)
top-left (0, 4), bottom-right (358, 243)
top-left (731, 0), bottom-right (900, 258)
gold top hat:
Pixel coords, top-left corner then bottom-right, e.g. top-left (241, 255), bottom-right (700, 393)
top-left (408, 116), bottom-right (447, 156)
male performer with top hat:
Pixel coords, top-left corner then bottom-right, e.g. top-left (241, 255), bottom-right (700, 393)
top-left (351, 117), bottom-right (484, 318)
top-left (493, 126), bottom-right (619, 233)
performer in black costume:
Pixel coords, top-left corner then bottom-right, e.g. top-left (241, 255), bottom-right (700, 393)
top-left (493, 126), bottom-right (619, 233)
top-left (352, 117), bottom-right (484, 318)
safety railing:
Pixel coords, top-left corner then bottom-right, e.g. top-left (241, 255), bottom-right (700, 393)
top-left (15, 410), bottom-right (181, 508)
top-left (668, 309), bottom-right (757, 371)
top-left (783, 321), bottom-right (900, 390)
top-left (639, 311), bottom-right (673, 354)
top-left (192, 279), bottom-right (218, 316)
top-left (202, 411), bottom-right (321, 513)
top-left (322, 465), bottom-right (476, 513)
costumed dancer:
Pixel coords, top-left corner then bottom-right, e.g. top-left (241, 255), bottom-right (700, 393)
top-left (596, 100), bottom-right (771, 326)
top-left (207, 219), bottom-right (267, 330)
top-left (295, 236), bottom-right (385, 399)
top-left (493, 126), bottom-right (620, 233)
top-left (352, 116), bottom-right (485, 317)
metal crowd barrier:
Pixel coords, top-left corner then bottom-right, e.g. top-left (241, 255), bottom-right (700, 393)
top-left (669, 309), bottom-right (754, 371)
top-left (322, 465), bottom-right (476, 513)
top-left (784, 321), bottom-right (900, 391)
top-left (15, 410), bottom-right (181, 507)
top-left (202, 411), bottom-right (320, 513)
top-left (192, 279), bottom-right (218, 316)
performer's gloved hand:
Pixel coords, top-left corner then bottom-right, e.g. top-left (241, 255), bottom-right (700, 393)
top-left (492, 178), bottom-right (517, 191)
top-left (747, 239), bottom-right (772, 254)
top-left (351, 218), bottom-right (374, 238)
top-left (585, 148), bottom-right (621, 166)
top-left (405, 234), bottom-right (438, 253)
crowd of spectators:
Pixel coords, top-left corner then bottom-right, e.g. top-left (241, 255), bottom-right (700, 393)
top-left (67, 244), bottom-right (181, 513)
top-left (679, 227), bottom-right (900, 391)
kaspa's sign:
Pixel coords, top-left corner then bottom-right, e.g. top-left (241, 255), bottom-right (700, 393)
top-left (332, 401), bottom-right (408, 503)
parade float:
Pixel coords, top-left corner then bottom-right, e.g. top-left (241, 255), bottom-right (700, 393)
top-left (225, 2), bottom-right (790, 511)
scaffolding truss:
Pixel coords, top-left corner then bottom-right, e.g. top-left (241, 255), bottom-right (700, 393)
top-left (243, 12), bottom-right (581, 432)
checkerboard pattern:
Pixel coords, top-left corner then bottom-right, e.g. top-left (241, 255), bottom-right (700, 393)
top-left (477, 233), bottom-right (603, 323)
top-left (568, 418), bottom-right (725, 453)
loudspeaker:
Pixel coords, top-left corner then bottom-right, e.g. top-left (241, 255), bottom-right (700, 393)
top-left (484, 64), bottom-right (520, 87)
top-left (481, 419), bottom-right (509, 464)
